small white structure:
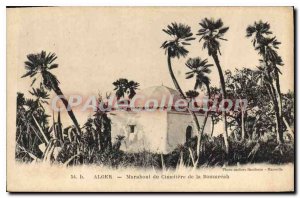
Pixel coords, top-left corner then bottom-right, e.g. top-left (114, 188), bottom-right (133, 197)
top-left (109, 85), bottom-right (211, 154)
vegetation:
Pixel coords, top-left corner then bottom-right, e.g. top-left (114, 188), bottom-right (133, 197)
top-left (21, 51), bottom-right (81, 135)
top-left (161, 23), bottom-right (203, 161)
top-left (246, 21), bottom-right (285, 143)
top-left (112, 78), bottom-right (140, 100)
top-left (185, 57), bottom-right (213, 160)
top-left (15, 19), bottom-right (294, 168)
top-left (197, 18), bottom-right (230, 153)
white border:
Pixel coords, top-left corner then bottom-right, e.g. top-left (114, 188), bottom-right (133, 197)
top-left (0, 0), bottom-right (297, 6)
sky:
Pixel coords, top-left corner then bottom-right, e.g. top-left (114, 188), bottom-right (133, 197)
top-left (8, 7), bottom-right (294, 127)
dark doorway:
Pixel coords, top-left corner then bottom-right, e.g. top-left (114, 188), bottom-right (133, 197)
top-left (186, 126), bottom-right (192, 142)
top-left (128, 125), bottom-right (135, 133)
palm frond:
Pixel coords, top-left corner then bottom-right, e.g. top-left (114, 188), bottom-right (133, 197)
top-left (185, 57), bottom-right (212, 90)
top-left (186, 90), bottom-right (199, 99)
top-left (161, 22), bottom-right (195, 58)
top-left (197, 18), bottom-right (228, 56)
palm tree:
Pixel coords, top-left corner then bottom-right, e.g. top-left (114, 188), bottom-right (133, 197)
top-left (113, 78), bottom-right (140, 99)
top-left (93, 94), bottom-right (112, 151)
top-left (161, 23), bottom-right (196, 98)
top-left (185, 57), bottom-right (212, 95)
top-left (246, 21), bottom-right (284, 143)
top-left (29, 83), bottom-right (50, 110)
top-left (197, 18), bottom-right (229, 153)
top-left (255, 65), bottom-right (276, 103)
top-left (16, 91), bottom-right (51, 161)
top-left (93, 111), bottom-right (112, 151)
top-left (28, 84), bottom-right (51, 131)
top-left (185, 90), bottom-right (199, 99)
top-left (22, 51), bottom-right (81, 136)
top-left (209, 87), bottom-right (222, 137)
top-left (161, 22), bottom-right (205, 158)
top-left (246, 21), bottom-right (272, 46)
top-left (185, 57), bottom-right (212, 157)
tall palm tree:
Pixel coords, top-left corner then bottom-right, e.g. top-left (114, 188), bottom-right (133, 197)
top-left (246, 21), bottom-right (284, 143)
top-left (161, 23), bottom-right (204, 155)
top-left (255, 65), bottom-right (276, 103)
top-left (197, 18), bottom-right (229, 153)
top-left (185, 57), bottom-right (212, 158)
top-left (113, 78), bottom-right (140, 99)
top-left (22, 51), bottom-right (81, 136)
top-left (161, 23), bottom-right (196, 98)
top-left (246, 21), bottom-right (272, 46)
top-left (185, 57), bottom-right (212, 95)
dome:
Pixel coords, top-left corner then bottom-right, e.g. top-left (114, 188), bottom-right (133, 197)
top-left (132, 85), bottom-right (183, 108)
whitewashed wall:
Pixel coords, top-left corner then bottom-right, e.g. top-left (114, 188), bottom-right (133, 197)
top-left (166, 111), bottom-right (211, 153)
top-left (109, 111), bottom-right (168, 153)
top-left (109, 110), bottom-right (211, 154)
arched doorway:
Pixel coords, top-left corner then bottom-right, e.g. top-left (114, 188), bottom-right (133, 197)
top-left (186, 126), bottom-right (192, 142)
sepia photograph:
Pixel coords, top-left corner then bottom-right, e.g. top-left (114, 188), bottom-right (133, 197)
top-left (6, 6), bottom-right (294, 192)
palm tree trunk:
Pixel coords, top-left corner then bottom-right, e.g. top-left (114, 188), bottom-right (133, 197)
top-left (53, 86), bottom-right (81, 136)
top-left (265, 81), bottom-right (279, 137)
top-left (283, 116), bottom-right (293, 134)
top-left (263, 57), bottom-right (283, 144)
top-left (211, 53), bottom-right (229, 153)
top-left (266, 69), bottom-right (283, 144)
top-left (211, 117), bottom-right (215, 136)
top-left (274, 107), bottom-right (281, 142)
top-left (198, 84), bottom-right (211, 144)
top-left (273, 70), bottom-right (284, 143)
top-left (56, 110), bottom-right (63, 142)
top-left (241, 109), bottom-right (245, 140)
top-left (196, 84), bottom-right (211, 159)
top-left (167, 55), bottom-right (202, 158)
top-left (271, 87), bottom-right (282, 143)
top-left (270, 82), bottom-right (282, 143)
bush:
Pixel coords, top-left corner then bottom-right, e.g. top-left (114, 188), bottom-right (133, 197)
top-left (163, 133), bottom-right (294, 169)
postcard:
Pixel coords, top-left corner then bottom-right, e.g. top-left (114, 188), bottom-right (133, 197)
top-left (7, 6), bottom-right (294, 192)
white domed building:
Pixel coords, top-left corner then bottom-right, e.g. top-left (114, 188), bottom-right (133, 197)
top-left (108, 85), bottom-right (211, 154)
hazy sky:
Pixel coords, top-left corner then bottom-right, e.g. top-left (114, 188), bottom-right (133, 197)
top-left (8, 7), bottom-right (294, 126)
